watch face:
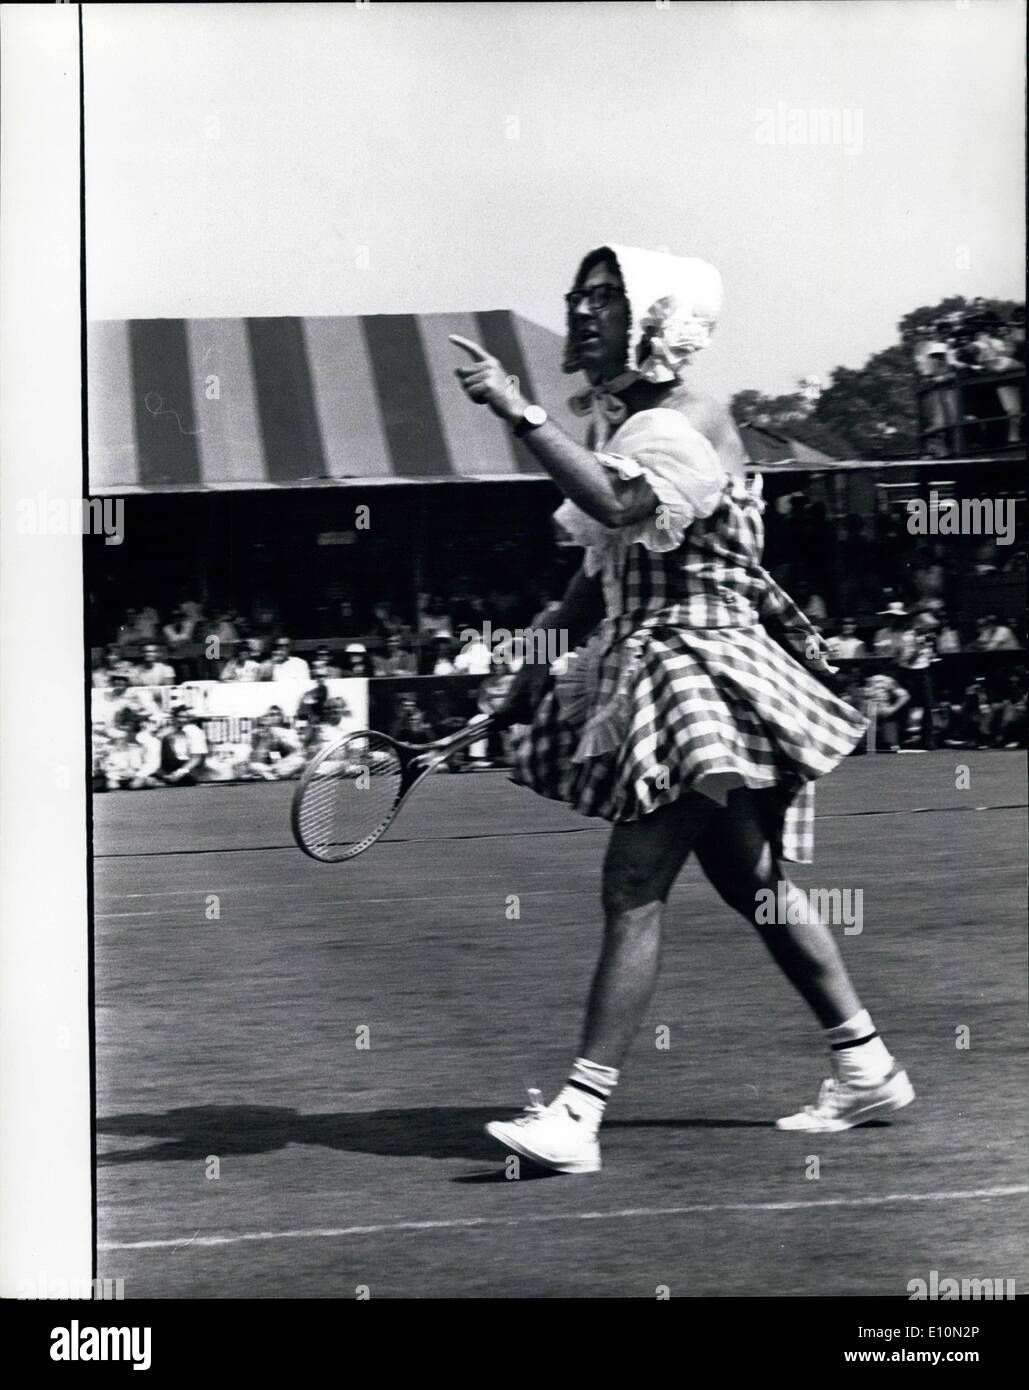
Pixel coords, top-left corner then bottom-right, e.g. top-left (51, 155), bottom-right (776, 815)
top-left (524, 405), bottom-right (547, 426)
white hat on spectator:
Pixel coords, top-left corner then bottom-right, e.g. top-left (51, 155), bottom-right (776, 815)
top-left (877, 601), bottom-right (908, 617)
top-left (345, 642), bottom-right (367, 654)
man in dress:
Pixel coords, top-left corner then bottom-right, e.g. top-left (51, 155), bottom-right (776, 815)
top-left (451, 244), bottom-right (912, 1174)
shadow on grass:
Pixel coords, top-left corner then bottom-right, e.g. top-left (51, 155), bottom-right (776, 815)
top-left (96, 1105), bottom-right (771, 1166)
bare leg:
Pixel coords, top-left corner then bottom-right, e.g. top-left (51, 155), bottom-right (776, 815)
top-left (581, 792), bottom-right (718, 1067)
top-left (695, 788), bottom-right (861, 1028)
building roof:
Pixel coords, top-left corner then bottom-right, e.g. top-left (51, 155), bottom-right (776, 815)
top-left (738, 420), bottom-right (841, 465)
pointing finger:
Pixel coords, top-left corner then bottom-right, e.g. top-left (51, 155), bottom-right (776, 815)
top-left (449, 334), bottom-right (495, 363)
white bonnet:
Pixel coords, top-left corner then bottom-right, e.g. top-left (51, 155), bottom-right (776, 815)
top-left (564, 243), bottom-right (723, 382)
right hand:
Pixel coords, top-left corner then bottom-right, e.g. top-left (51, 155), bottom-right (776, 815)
top-left (493, 661), bottom-right (552, 730)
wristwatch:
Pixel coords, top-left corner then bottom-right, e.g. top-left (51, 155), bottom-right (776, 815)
top-left (513, 403), bottom-right (548, 437)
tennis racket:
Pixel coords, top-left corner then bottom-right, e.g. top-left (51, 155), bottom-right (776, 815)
top-left (291, 712), bottom-right (497, 862)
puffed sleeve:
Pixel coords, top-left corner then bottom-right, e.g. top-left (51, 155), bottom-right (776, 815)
top-left (553, 407), bottom-right (726, 563)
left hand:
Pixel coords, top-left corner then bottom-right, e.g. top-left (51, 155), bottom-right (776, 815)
top-left (791, 630), bottom-right (839, 675)
top-left (450, 335), bottom-right (526, 422)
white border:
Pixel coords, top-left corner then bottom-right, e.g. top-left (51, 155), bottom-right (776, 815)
top-left (0, 4), bottom-right (92, 1296)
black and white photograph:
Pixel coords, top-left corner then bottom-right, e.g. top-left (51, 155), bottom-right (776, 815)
top-left (2, 0), bottom-right (1026, 1352)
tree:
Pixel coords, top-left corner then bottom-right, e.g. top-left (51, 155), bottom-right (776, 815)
top-left (813, 346), bottom-right (918, 459)
top-left (732, 295), bottom-right (1024, 459)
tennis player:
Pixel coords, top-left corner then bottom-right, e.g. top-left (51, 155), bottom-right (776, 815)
top-left (451, 244), bottom-right (914, 1174)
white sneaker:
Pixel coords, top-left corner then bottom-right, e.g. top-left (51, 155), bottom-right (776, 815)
top-left (776, 1065), bottom-right (915, 1132)
top-left (485, 1088), bottom-right (602, 1174)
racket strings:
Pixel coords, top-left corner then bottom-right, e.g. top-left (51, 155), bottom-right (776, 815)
top-left (295, 732), bottom-right (404, 861)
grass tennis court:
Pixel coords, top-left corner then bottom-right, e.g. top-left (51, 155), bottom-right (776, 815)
top-left (93, 753), bottom-right (1026, 1298)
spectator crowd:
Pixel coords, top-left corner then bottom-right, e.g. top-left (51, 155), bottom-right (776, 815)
top-left (906, 301), bottom-right (1025, 453)
top-left (90, 485), bottom-right (1025, 787)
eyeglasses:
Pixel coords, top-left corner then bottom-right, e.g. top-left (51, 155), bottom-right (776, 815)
top-left (564, 284), bottom-right (624, 312)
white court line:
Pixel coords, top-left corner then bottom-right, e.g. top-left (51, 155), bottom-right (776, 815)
top-left (99, 1184), bottom-right (1027, 1251)
top-left (94, 888), bottom-right (590, 919)
top-left (95, 868), bottom-right (574, 900)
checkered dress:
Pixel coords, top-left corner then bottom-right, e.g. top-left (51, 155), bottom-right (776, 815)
top-left (511, 470), bottom-right (867, 863)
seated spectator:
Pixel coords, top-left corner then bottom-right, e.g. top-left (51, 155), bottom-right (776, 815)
top-left (249, 601), bottom-right (280, 642)
top-left (934, 611), bottom-right (962, 654)
top-left (101, 712), bottom-right (162, 790)
top-left (789, 578), bottom-right (828, 624)
top-left (265, 636), bottom-right (311, 683)
top-left (861, 672), bottom-right (910, 753)
top-left (100, 726), bottom-right (136, 792)
top-left (429, 634), bottom-right (457, 675)
top-left (314, 579), bottom-right (355, 636)
top-left (376, 633), bottom-right (417, 678)
top-left (304, 695), bottom-right (352, 756)
top-left (826, 618), bottom-right (866, 660)
top-left (135, 605), bottom-right (161, 641)
top-left (896, 616), bottom-right (939, 751)
top-left (911, 548), bottom-right (947, 611)
top-left (179, 597), bottom-right (205, 625)
top-left (1006, 306), bottom-right (1025, 363)
top-left (945, 677), bottom-right (994, 749)
top-left (873, 601), bottom-right (910, 657)
top-left (93, 671), bottom-right (154, 734)
top-left (454, 628), bottom-right (493, 676)
top-left (310, 645), bottom-right (341, 679)
top-left (972, 540), bottom-right (1002, 576)
top-left (243, 710), bottom-right (306, 780)
top-left (370, 602), bottom-right (406, 641)
top-left (296, 675), bottom-right (329, 731)
top-left (92, 643), bottom-right (133, 689)
top-left (989, 671), bottom-right (1027, 748)
top-left (162, 605), bottom-right (197, 649)
top-left (417, 594), bottom-right (453, 638)
top-left (219, 638), bottom-right (266, 682)
top-left (116, 608), bottom-right (147, 648)
top-left (426, 688), bottom-right (465, 742)
top-left (91, 720), bottom-right (111, 790)
top-left (451, 586), bottom-right (489, 635)
top-left (156, 706), bottom-right (208, 785)
top-left (203, 609), bottom-right (240, 657)
top-left (838, 675), bottom-right (866, 714)
top-left (341, 642), bottom-right (374, 677)
top-left (971, 614), bottom-right (1021, 651)
top-left (132, 642), bottom-right (177, 687)
top-left (477, 645), bottom-right (523, 766)
top-left (389, 693), bottom-right (434, 743)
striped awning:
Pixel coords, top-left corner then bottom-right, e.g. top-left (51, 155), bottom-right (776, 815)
top-left (88, 311), bottom-right (580, 493)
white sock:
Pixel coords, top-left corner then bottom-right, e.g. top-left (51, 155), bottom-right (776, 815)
top-left (826, 1009), bottom-right (894, 1085)
top-left (551, 1057), bottom-right (620, 1134)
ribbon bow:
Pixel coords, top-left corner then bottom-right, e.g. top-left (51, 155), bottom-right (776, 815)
top-left (567, 370), bottom-right (639, 442)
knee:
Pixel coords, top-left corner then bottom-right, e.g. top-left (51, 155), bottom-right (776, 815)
top-left (706, 853), bottom-right (780, 922)
top-left (601, 859), bottom-right (668, 920)
top-left (712, 875), bottom-right (766, 922)
top-left (721, 861), bottom-right (797, 923)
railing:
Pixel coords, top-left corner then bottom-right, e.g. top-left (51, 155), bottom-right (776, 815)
top-left (916, 366), bottom-right (1025, 456)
